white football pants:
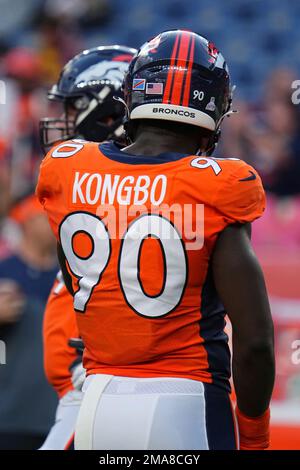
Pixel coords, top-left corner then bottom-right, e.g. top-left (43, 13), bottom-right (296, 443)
top-left (75, 375), bottom-right (238, 450)
top-left (39, 390), bottom-right (82, 450)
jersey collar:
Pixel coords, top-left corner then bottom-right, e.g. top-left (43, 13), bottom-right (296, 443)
top-left (99, 141), bottom-right (190, 165)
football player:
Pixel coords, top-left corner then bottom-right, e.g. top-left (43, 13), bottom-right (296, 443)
top-left (37, 30), bottom-right (275, 450)
top-left (38, 45), bottom-right (137, 450)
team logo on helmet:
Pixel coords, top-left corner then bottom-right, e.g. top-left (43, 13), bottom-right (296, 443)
top-left (75, 61), bottom-right (130, 88)
top-left (153, 107), bottom-right (196, 118)
top-left (207, 41), bottom-right (219, 63)
top-left (40, 45), bottom-right (137, 153)
top-left (140, 34), bottom-right (162, 56)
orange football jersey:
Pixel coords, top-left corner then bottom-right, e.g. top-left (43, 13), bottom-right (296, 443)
top-left (43, 271), bottom-right (79, 398)
top-left (37, 139), bottom-right (265, 391)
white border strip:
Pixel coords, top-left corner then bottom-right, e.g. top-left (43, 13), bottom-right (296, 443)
top-left (130, 103), bottom-right (216, 130)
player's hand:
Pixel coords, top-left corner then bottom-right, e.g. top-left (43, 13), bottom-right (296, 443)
top-left (70, 361), bottom-right (86, 392)
top-left (0, 280), bottom-right (25, 325)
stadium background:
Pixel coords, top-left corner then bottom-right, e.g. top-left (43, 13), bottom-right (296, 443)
top-left (0, 0), bottom-right (299, 450)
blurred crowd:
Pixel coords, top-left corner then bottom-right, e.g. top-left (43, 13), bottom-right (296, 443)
top-left (0, 57), bottom-right (299, 257)
top-left (0, 1), bottom-right (113, 448)
top-left (0, 0), bottom-right (298, 255)
top-left (220, 68), bottom-right (300, 250)
top-left (0, 0), bottom-right (299, 449)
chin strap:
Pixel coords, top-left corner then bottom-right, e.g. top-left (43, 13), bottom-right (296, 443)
top-left (200, 87), bottom-right (239, 157)
top-left (215, 108), bottom-right (238, 130)
top-left (113, 95), bottom-right (129, 118)
top-left (113, 95), bottom-right (132, 144)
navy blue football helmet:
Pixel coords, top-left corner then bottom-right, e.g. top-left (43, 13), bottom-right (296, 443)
top-left (123, 30), bottom-right (233, 154)
top-left (40, 45), bottom-right (137, 153)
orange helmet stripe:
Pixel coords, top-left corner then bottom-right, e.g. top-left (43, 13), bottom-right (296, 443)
top-left (182, 34), bottom-right (195, 106)
top-left (162, 34), bottom-right (180, 103)
top-left (171, 31), bottom-right (191, 105)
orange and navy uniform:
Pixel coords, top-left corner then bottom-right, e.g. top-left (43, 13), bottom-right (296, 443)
top-left (37, 139), bottom-right (265, 392)
top-left (43, 272), bottom-right (79, 398)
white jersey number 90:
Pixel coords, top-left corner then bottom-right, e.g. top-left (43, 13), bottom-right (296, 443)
top-left (59, 212), bottom-right (187, 318)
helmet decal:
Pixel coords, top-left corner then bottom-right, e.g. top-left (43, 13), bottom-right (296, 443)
top-left (182, 34), bottom-right (195, 106)
top-left (207, 41), bottom-right (219, 63)
top-left (140, 34), bottom-right (162, 56)
top-left (167, 31), bottom-right (193, 106)
top-left (123, 30), bottom-right (232, 154)
top-left (162, 34), bottom-right (180, 104)
top-left (74, 61), bottom-right (130, 88)
top-left (40, 45), bottom-right (137, 152)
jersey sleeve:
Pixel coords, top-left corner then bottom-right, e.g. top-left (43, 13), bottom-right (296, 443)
top-left (36, 139), bottom-right (90, 216)
top-left (35, 146), bottom-right (65, 240)
top-left (36, 141), bottom-right (77, 238)
top-left (43, 275), bottom-right (79, 398)
top-left (36, 148), bottom-right (61, 206)
top-left (213, 160), bottom-right (266, 224)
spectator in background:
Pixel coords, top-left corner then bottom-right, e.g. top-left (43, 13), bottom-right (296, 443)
top-left (42, 0), bottom-right (112, 31)
top-left (0, 136), bottom-right (22, 260)
top-left (0, 194), bottom-right (58, 450)
top-left (0, 138), bottom-right (12, 259)
top-left (33, 0), bottom-right (112, 87)
top-left (0, 47), bottom-right (47, 203)
top-left (218, 99), bottom-right (255, 162)
top-left (221, 68), bottom-right (300, 197)
top-left (37, 15), bottom-right (83, 86)
top-left (250, 68), bottom-right (300, 196)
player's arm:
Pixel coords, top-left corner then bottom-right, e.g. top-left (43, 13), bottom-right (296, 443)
top-left (212, 222), bottom-right (275, 449)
